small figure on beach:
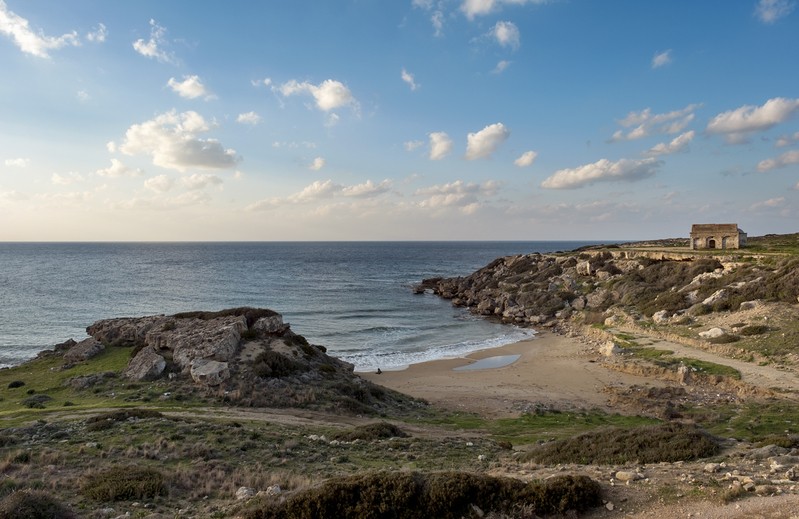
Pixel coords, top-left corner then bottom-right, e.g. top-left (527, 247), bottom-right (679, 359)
top-left (376, 368), bottom-right (382, 375)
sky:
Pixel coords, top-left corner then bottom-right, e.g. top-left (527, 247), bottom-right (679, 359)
top-left (0, 0), bottom-right (798, 241)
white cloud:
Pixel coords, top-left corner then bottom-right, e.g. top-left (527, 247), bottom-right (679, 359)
top-left (4, 157), bottom-right (29, 168)
top-left (401, 68), bottom-right (419, 91)
top-left (776, 131), bottom-right (799, 147)
top-left (428, 132), bottom-right (453, 160)
top-left (51, 172), bottom-right (84, 185)
top-left (341, 179), bottom-right (392, 197)
top-left (645, 130), bottom-right (695, 156)
top-left (706, 97), bottom-right (799, 143)
top-left (755, 0), bottom-right (795, 23)
top-left (461, 0), bottom-right (548, 19)
top-left (415, 180), bottom-right (499, 212)
top-left (132, 19), bottom-right (175, 64)
top-left (491, 21), bottom-right (520, 49)
top-left (514, 150), bottom-right (538, 167)
top-left (0, 0), bottom-right (80, 58)
top-left (541, 157), bottom-right (662, 189)
top-left (95, 158), bottom-right (143, 178)
top-left (236, 111), bottom-right (262, 125)
top-left (106, 141), bottom-right (117, 153)
top-left (652, 49), bottom-right (672, 69)
top-left (750, 196), bottom-right (785, 210)
top-left (167, 75), bottom-right (214, 100)
top-left (272, 141), bottom-right (317, 149)
top-left (325, 113), bottom-right (341, 127)
top-left (182, 173), bottom-right (223, 190)
top-left (309, 157), bottom-right (326, 171)
top-left (465, 123), bottom-right (510, 160)
top-left (77, 90), bottom-right (90, 103)
top-left (277, 79), bottom-right (356, 112)
top-left (119, 110), bottom-right (239, 172)
top-left (404, 140), bottom-right (424, 152)
top-left (612, 104), bottom-right (699, 141)
top-left (86, 23), bottom-right (107, 43)
top-left (757, 149), bottom-right (799, 172)
top-left (144, 174), bottom-right (174, 193)
top-left (431, 10), bottom-right (444, 36)
top-left (492, 60), bottom-right (511, 74)
top-left (251, 78), bottom-right (272, 87)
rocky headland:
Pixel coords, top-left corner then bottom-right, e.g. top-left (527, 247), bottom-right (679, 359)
top-left (2, 234), bottom-right (799, 518)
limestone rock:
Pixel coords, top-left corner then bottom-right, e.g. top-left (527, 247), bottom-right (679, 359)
top-left (64, 337), bottom-right (105, 364)
top-left (599, 341), bottom-right (621, 357)
top-left (124, 346), bottom-right (166, 381)
top-left (235, 487), bottom-right (255, 500)
top-left (190, 358), bottom-right (230, 386)
top-left (86, 315), bottom-right (162, 347)
top-left (739, 300), bottom-right (761, 311)
top-left (253, 314), bottom-right (289, 334)
top-left (170, 316), bottom-right (247, 371)
top-left (652, 310), bottom-right (671, 324)
top-left (614, 471), bottom-right (643, 482)
top-left (699, 327), bottom-right (725, 339)
top-left (702, 289), bottom-right (728, 306)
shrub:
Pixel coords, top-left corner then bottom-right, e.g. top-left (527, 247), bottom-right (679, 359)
top-left (0, 490), bottom-right (76, 519)
top-left (739, 325), bottom-right (770, 336)
top-left (520, 423), bottom-right (719, 465)
top-left (21, 395), bottom-right (52, 409)
top-left (86, 409), bottom-right (164, 431)
top-left (240, 472), bottom-right (601, 519)
top-left (82, 467), bottom-right (166, 501)
top-left (332, 422), bottom-right (408, 442)
top-left (253, 350), bottom-right (307, 378)
top-left (6, 381), bottom-right (24, 389)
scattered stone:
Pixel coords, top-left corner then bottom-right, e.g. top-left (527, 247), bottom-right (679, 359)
top-left (704, 463), bottom-right (721, 473)
top-left (699, 327), bottom-right (725, 339)
top-left (614, 471), bottom-right (643, 482)
top-left (266, 485), bottom-right (281, 496)
top-left (235, 487), bottom-right (255, 500)
top-left (702, 289), bottom-right (729, 306)
top-left (652, 310), bottom-right (671, 324)
top-left (124, 346), bottom-right (166, 381)
top-left (599, 341), bottom-right (621, 357)
top-left (190, 358), bottom-right (230, 386)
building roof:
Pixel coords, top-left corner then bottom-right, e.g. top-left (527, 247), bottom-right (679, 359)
top-left (691, 224), bottom-right (742, 234)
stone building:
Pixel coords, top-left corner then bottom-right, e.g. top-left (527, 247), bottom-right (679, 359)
top-left (690, 224), bottom-right (747, 250)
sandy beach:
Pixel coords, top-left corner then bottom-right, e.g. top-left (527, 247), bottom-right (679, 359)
top-left (361, 330), bottom-right (665, 418)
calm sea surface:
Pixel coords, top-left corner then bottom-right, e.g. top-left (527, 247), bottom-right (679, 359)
top-left (0, 242), bottom-right (596, 371)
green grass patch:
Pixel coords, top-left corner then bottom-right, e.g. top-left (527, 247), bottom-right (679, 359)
top-left (627, 347), bottom-right (741, 379)
top-left (692, 402), bottom-right (799, 442)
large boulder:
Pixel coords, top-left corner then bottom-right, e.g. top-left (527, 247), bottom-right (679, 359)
top-left (64, 337), bottom-right (105, 364)
top-left (86, 316), bottom-right (163, 347)
top-left (124, 346), bottom-right (166, 381)
top-left (190, 358), bottom-right (230, 386)
top-left (170, 316), bottom-right (247, 371)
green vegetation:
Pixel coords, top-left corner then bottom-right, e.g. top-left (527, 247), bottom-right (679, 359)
top-left (0, 490), bottom-right (76, 519)
top-left (332, 422), bottom-right (408, 442)
top-left (81, 467), bottom-right (167, 501)
top-left (626, 347), bottom-right (741, 379)
top-left (690, 402), bottom-right (799, 442)
top-left (240, 472), bottom-right (602, 519)
top-left (520, 423), bottom-right (719, 465)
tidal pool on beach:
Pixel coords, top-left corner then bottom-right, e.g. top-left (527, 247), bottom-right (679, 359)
top-left (453, 354), bottom-right (521, 371)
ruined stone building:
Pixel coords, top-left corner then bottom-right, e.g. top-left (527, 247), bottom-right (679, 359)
top-left (690, 224), bottom-right (747, 250)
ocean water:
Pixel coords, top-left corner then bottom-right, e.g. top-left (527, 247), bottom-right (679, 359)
top-left (0, 241), bottom-right (595, 371)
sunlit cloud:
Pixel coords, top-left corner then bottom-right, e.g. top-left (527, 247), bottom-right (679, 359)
top-left (119, 110), bottom-right (239, 172)
top-left (461, 0), bottom-right (548, 20)
top-left (277, 79), bottom-right (357, 112)
top-left (0, 0), bottom-right (80, 58)
top-left (465, 123), bottom-right (509, 160)
top-left (645, 130), bottom-right (695, 156)
top-left (404, 140), bottom-right (424, 152)
top-left (428, 132), bottom-right (453, 160)
top-left (51, 172), bottom-right (84, 186)
top-left (309, 157), bottom-right (326, 171)
top-left (491, 21), bottom-right (520, 49)
top-left (181, 173), bottom-right (223, 190)
top-left (132, 19), bottom-right (176, 64)
top-left (167, 75), bottom-right (214, 100)
top-left (86, 23), bottom-right (107, 43)
top-left (749, 196), bottom-right (785, 211)
top-left (415, 179), bottom-right (499, 213)
top-left (514, 150), bottom-right (538, 167)
top-left (4, 158), bottom-right (29, 168)
top-left (95, 158), bottom-right (143, 178)
top-left (401, 68), bottom-right (419, 91)
top-left (776, 131), bottom-right (799, 147)
top-left (651, 49), bottom-right (672, 68)
top-left (707, 97), bottom-right (799, 143)
top-left (246, 178), bottom-right (392, 211)
top-left (754, 0), bottom-right (795, 23)
top-left (757, 149), bottom-right (799, 172)
top-left (611, 104), bottom-right (699, 141)
top-left (492, 60), bottom-right (511, 74)
top-left (542, 157), bottom-right (662, 189)
top-left (236, 111), bottom-right (262, 125)
top-left (144, 174), bottom-right (174, 193)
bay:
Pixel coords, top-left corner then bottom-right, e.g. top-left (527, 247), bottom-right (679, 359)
top-left (0, 241), bottom-right (596, 371)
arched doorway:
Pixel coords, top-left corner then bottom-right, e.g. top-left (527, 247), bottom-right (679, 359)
top-left (708, 239), bottom-right (716, 249)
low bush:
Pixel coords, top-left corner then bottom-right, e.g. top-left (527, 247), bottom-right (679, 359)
top-left (86, 409), bottom-right (164, 431)
top-left (0, 490), bottom-right (76, 519)
top-left (332, 422), bottom-right (408, 442)
top-left (81, 467), bottom-right (166, 501)
top-left (6, 381), bottom-right (24, 389)
top-left (240, 471), bottom-right (601, 519)
top-left (21, 395), bottom-right (52, 409)
top-left (739, 325), bottom-right (770, 336)
top-left (253, 351), bottom-right (307, 378)
top-left (520, 423), bottom-right (719, 465)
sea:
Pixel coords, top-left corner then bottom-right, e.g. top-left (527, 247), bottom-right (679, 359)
top-left (0, 241), bottom-right (597, 372)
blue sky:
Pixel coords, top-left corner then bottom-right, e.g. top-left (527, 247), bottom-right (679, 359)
top-left (1, 0), bottom-right (797, 241)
